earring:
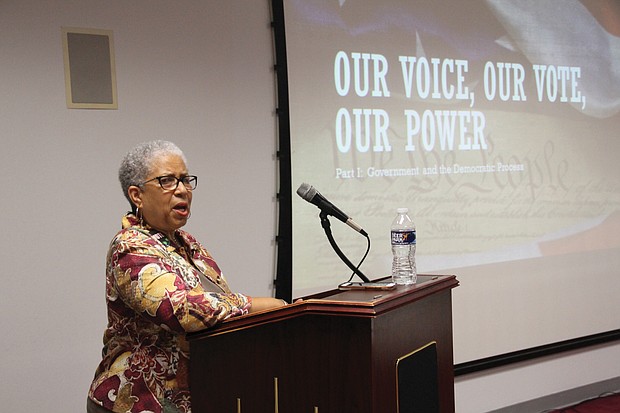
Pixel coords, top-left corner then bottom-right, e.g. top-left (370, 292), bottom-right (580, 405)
top-left (136, 207), bottom-right (144, 226)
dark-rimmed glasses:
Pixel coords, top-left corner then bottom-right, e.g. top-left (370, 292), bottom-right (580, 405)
top-left (139, 175), bottom-right (198, 191)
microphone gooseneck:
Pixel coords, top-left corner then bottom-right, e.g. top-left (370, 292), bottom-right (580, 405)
top-left (296, 183), bottom-right (367, 236)
top-left (297, 182), bottom-right (372, 283)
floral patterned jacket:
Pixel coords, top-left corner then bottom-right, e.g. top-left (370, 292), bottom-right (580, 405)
top-left (88, 214), bottom-right (251, 413)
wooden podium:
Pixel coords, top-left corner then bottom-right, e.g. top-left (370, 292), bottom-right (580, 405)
top-left (188, 274), bottom-right (458, 413)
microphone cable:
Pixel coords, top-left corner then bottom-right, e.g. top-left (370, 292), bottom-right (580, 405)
top-left (345, 232), bottom-right (371, 283)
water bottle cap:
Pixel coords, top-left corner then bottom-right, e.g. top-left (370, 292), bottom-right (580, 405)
top-left (396, 207), bottom-right (409, 214)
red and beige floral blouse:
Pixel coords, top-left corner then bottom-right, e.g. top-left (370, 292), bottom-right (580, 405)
top-left (88, 214), bottom-right (251, 413)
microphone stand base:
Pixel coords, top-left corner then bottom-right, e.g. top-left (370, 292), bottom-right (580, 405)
top-left (338, 281), bottom-right (397, 291)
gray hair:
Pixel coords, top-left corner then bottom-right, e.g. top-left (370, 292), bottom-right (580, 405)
top-left (119, 140), bottom-right (187, 210)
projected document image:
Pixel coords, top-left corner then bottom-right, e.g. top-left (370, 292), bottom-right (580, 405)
top-left (286, 0), bottom-right (620, 296)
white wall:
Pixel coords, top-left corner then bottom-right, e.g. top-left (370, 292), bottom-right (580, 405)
top-left (0, 1), bottom-right (277, 412)
top-left (0, 1), bottom-right (617, 412)
top-left (455, 342), bottom-right (620, 412)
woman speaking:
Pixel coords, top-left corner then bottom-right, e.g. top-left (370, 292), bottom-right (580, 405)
top-left (87, 140), bottom-right (286, 413)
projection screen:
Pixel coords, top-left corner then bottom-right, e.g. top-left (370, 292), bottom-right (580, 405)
top-left (281, 0), bottom-right (620, 363)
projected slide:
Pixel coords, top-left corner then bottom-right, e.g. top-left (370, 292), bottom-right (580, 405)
top-left (284, 0), bottom-right (620, 362)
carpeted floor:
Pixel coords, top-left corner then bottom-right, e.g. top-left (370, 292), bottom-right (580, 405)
top-left (547, 392), bottom-right (620, 413)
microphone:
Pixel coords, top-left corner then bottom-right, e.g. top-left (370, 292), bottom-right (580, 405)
top-left (296, 183), bottom-right (367, 236)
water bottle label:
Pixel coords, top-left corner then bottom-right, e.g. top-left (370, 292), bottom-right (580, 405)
top-left (391, 230), bottom-right (416, 245)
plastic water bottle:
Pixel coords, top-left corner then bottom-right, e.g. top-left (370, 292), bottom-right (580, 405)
top-left (391, 208), bottom-right (417, 285)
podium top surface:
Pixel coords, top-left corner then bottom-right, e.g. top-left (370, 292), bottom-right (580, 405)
top-left (188, 274), bottom-right (458, 340)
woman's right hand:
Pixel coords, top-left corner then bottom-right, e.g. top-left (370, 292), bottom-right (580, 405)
top-left (248, 297), bottom-right (288, 313)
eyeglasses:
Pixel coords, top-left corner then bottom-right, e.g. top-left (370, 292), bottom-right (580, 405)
top-left (139, 175), bottom-right (198, 191)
